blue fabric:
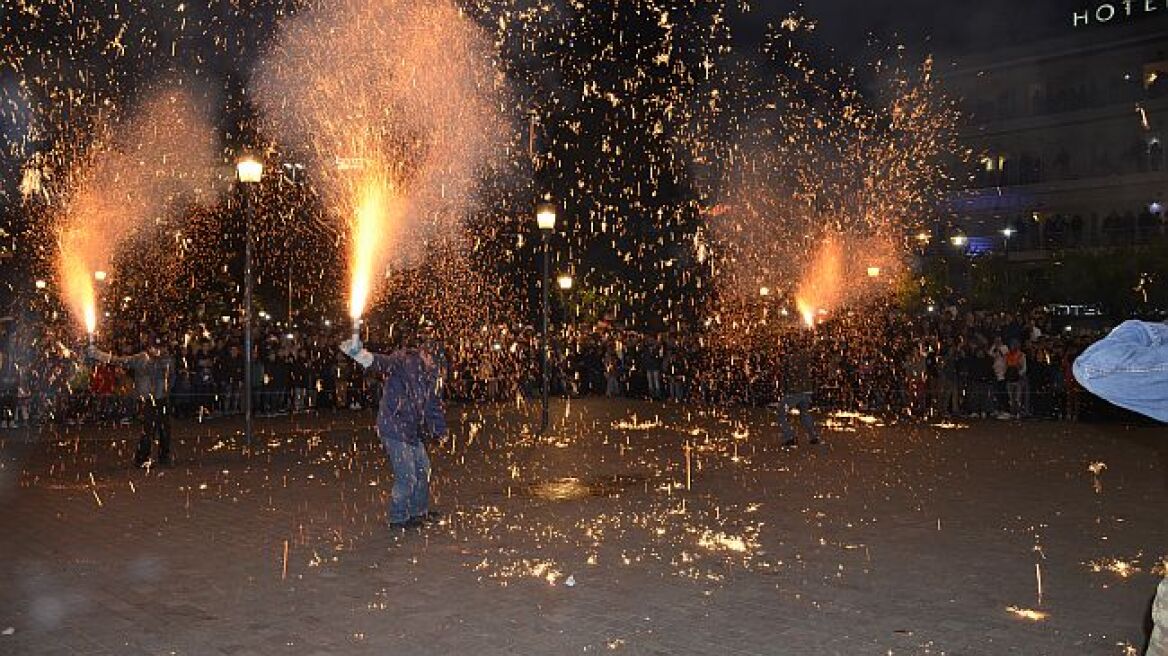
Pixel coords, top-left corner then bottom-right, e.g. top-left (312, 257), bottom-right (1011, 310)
top-left (368, 349), bottom-right (448, 444)
top-left (776, 392), bottom-right (818, 443)
top-left (1073, 321), bottom-right (1168, 422)
top-left (385, 438), bottom-right (430, 523)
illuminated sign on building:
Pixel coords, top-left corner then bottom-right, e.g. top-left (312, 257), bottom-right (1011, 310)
top-left (1073, 0), bottom-right (1166, 27)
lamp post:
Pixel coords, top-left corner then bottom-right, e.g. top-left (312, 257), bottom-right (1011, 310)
top-left (1001, 227), bottom-right (1015, 298)
top-left (236, 155), bottom-right (263, 448)
top-left (536, 200), bottom-right (556, 434)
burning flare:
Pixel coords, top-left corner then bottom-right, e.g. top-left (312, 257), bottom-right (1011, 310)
top-left (254, 0), bottom-right (505, 333)
top-left (794, 238), bottom-right (842, 328)
top-left (348, 178), bottom-right (399, 322)
top-left (58, 232), bottom-right (97, 337)
top-left (52, 85), bottom-right (218, 339)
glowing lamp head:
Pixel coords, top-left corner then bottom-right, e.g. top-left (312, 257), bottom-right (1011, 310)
top-left (535, 201), bottom-right (556, 231)
top-left (94, 270), bottom-right (107, 282)
top-left (557, 274), bottom-right (573, 290)
top-left (35, 279), bottom-right (47, 290)
top-left (950, 235), bottom-right (968, 247)
top-left (866, 266), bottom-right (881, 278)
top-left (759, 286), bottom-right (770, 297)
top-left (1001, 228), bottom-right (1015, 238)
top-left (236, 156), bottom-right (264, 183)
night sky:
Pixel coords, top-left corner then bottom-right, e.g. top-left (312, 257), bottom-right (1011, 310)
top-left (0, 0), bottom-right (1136, 327)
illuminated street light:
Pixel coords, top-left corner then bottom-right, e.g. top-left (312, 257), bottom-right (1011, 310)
top-left (34, 279), bottom-right (46, 289)
top-left (94, 270), bottom-right (107, 282)
top-left (236, 156), bottom-right (264, 183)
top-left (536, 201), bottom-right (557, 231)
top-left (535, 199), bottom-right (557, 434)
top-left (759, 286), bottom-right (770, 297)
top-left (557, 274), bottom-right (573, 290)
top-left (950, 234), bottom-right (968, 247)
top-left (866, 266), bottom-right (881, 278)
top-left (237, 153), bottom-right (263, 448)
top-left (1001, 228), bottom-right (1016, 238)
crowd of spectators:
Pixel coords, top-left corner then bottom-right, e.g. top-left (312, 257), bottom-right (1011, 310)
top-left (0, 302), bottom-right (1116, 430)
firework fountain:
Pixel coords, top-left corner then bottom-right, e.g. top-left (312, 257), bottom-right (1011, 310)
top-left (706, 52), bottom-right (962, 336)
top-left (254, 0), bottom-right (506, 341)
top-left (53, 87), bottom-right (218, 344)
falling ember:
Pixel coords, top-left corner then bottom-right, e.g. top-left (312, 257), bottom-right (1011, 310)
top-left (1088, 557), bottom-right (1141, 578)
top-left (1005, 606), bottom-right (1048, 621)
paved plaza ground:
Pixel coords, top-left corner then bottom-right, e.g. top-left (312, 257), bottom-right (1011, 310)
top-left (0, 398), bottom-right (1165, 655)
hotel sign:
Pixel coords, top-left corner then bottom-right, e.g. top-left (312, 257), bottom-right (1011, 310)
top-left (1073, 0), bottom-right (1166, 26)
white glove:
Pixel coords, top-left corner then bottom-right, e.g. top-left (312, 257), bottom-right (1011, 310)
top-left (87, 345), bottom-right (111, 363)
top-left (339, 339), bottom-right (374, 368)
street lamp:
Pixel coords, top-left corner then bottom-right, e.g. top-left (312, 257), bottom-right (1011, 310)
top-left (94, 270), bottom-right (107, 282)
top-left (557, 274), bottom-right (574, 333)
top-left (536, 199), bottom-right (556, 434)
top-left (236, 154), bottom-right (263, 448)
top-left (759, 286), bottom-right (770, 297)
top-left (950, 234), bottom-right (968, 247)
top-left (1001, 226), bottom-right (1015, 293)
top-left (866, 266), bottom-right (881, 278)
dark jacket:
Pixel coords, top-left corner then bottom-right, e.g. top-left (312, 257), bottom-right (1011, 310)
top-left (108, 351), bottom-right (175, 401)
top-left (368, 349), bottom-right (448, 444)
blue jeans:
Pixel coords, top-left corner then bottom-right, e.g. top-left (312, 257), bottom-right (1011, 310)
top-left (1073, 320), bottom-right (1168, 422)
top-left (777, 392), bottom-right (818, 444)
top-left (385, 438), bottom-right (431, 523)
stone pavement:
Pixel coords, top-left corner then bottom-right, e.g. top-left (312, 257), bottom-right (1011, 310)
top-left (0, 398), bottom-right (1165, 655)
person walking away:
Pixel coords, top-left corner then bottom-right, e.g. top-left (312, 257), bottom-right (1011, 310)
top-left (604, 349), bottom-right (621, 397)
top-left (641, 336), bottom-right (663, 400)
top-left (89, 338), bottom-right (176, 467)
top-left (219, 345), bottom-right (244, 415)
top-left (1004, 340), bottom-right (1027, 418)
top-left (90, 360), bottom-right (118, 425)
top-left (775, 337), bottom-right (821, 446)
top-left (0, 352), bottom-right (16, 429)
top-left (340, 335), bottom-right (448, 531)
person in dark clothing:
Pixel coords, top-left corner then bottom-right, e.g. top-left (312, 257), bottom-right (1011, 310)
top-left (340, 335), bottom-right (448, 531)
top-left (775, 336), bottom-right (821, 446)
top-left (89, 339), bottom-right (176, 467)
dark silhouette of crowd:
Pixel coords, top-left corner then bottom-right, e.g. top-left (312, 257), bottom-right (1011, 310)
top-left (0, 302), bottom-right (1115, 430)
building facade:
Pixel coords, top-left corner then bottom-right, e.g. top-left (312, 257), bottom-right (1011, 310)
top-left (940, 16), bottom-right (1168, 260)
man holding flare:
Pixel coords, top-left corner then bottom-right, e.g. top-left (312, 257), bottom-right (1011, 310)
top-left (339, 331), bottom-right (448, 531)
